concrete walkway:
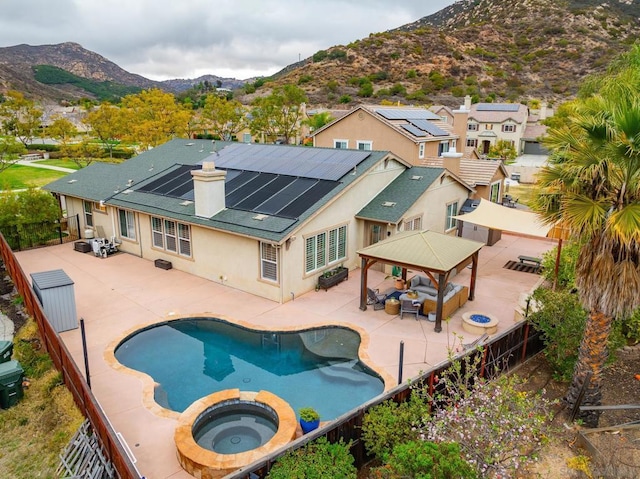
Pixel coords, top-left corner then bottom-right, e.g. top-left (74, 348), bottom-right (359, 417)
top-left (16, 159), bottom-right (76, 173)
top-left (15, 233), bottom-right (555, 479)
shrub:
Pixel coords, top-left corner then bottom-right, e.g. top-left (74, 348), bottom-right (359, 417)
top-left (528, 288), bottom-right (588, 381)
top-left (267, 437), bottom-right (356, 479)
top-left (377, 441), bottom-right (477, 479)
top-left (406, 69), bottom-right (417, 79)
top-left (621, 307), bottom-right (640, 344)
top-left (313, 50), bottom-right (328, 62)
top-left (540, 241), bottom-right (579, 290)
top-left (422, 371), bottom-right (556, 478)
top-left (361, 395), bottom-right (429, 461)
top-left (339, 95), bottom-right (352, 104)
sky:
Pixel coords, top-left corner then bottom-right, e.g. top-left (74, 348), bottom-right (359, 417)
top-left (0, 0), bottom-right (458, 81)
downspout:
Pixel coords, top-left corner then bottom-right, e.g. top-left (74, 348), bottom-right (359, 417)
top-left (279, 244), bottom-right (284, 304)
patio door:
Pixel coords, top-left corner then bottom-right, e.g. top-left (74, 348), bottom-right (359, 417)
top-left (366, 222), bottom-right (387, 272)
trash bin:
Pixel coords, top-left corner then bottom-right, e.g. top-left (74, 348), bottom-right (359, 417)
top-left (0, 341), bottom-right (12, 363)
top-left (0, 360), bottom-right (24, 409)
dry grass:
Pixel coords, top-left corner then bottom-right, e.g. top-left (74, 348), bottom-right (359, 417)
top-left (505, 182), bottom-right (539, 208)
top-left (0, 320), bottom-right (83, 479)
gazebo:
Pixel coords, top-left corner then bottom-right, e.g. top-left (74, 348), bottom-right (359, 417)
top-left (357, 230), bottom-right (484, 332)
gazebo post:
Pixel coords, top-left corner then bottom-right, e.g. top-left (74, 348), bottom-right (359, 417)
top-left (469, 251), bottom-right (479, 301)
top-left (359, 257), bottom-right (369, 311)
top-left (434, 272), bottom-right (446, 333)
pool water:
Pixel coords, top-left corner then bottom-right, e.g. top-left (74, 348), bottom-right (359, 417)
top-left (115, 318), bottom-right (384, 420)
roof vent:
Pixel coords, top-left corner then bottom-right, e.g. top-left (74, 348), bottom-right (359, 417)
top-left (180, 200), bottom-right (193, 206)
top-left (185, 142), bottom-right (194, 146)
top-left (410, 175), bottom-right (423, 180)
top-left (67, 179), bottom-right (77, 183)
top-left (123, 189), bottom-right (133, 194)
top-left (252, 214), bottom-right (269, 221)
top-left (382, 201), bottom-right (396, 207)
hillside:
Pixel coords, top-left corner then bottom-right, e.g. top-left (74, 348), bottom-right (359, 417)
top-left (247, 0), bottom-right (640, 107)
top-left (1, 0), bottom-right (639, 107)
top-left (0, 42), bottom-right (161, 103)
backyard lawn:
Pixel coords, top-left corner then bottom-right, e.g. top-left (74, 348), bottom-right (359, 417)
top-left (0, 165), bottom-right (68, 190)
top-left (33, 159), bottom-right (81, 170)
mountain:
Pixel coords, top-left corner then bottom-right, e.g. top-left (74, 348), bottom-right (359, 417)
top-left (2, 0), bottom-right (640, 107)
top-left (249, 0), bottom-right (640, 107)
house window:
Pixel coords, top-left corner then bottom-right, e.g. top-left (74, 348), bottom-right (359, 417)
top-left (334, 139), bottom-right (348, 149)
top-left (466, 138), bottom-right (478, 148)
top-left (467, 123), bottom-right (478, 131)
top-left (118, 209), bottom-right (136, 240)
top-left (83, 200), bottom-right (93, 227)
top-left (94, 201), bottom-right (106, 213)
top-left (486, 124), bottom-right (493, 130)
top-left (243, 133), bottom-right (251, 143)
top-left (440, 115), bottom-right (448, 123)
top-left (305, 225), bottom-right (347, 274)
top-left (490, 182), bottom-right (501, 203)
top-left (502, 124), bottom-right (516, 133)
top-left (445, 201), bottom-right (458, 231)
top-left (357, 140), bottom-right (372, 151)
top-left (418, 142), bottom-right (425, 159)
top-left (151, 216), bottom-right (191, 257)
top-left (404, 216), bottom-right (422, 231)
top-left (260, 242), bottom-right (278, 282)
top-left (438, 141), bottom-right (449, 157)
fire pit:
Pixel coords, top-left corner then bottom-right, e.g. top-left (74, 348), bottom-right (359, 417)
top-left (462, 311), bottom-right (499, 335)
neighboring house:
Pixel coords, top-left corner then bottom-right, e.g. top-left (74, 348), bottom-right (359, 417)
top-left (44, 139), bottom-right (472, 303)
top-left (464, 98), bottom-right (529, 156)
top-left (312, 105), bottom-right (461, 163)
top-left (311, 103), bottom-right (506, 203)
top-left (422, 155), bottom-right (509, 203)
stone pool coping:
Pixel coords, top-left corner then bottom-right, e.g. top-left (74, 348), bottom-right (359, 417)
top-left (174, 389), bottom-right (297, 479)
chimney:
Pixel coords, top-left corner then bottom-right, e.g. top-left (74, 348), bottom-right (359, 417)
top-left (442, 151), bottom-right (463, 177)
top-left (464, 95), bottom-right (472, 111)
top-left (191, 161), bottom-right (227, 218)
top-left (539, 102), bottom-right (547, 121)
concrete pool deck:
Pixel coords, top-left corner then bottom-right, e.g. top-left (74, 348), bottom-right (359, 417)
top-left (15, 232), bottom-right (555, 479)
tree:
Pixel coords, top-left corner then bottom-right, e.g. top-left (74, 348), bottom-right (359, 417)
top-left (0, 90), bottom-right (43, 146)
top-left (303, 111), bottom-right (334, 133)
top-left (48, 116), bottom-right (78, 161)
top-left (532, 45), bottom-right (640, 426)
top-left (250, 84), bottom-right (308, 144)
top-left (0, 136), bottom-right (27, 173)
top-left (488, 139), bottom-right (517, 163)
top-left (84, 102), bottom-right (125, 158)
top-left (120, 88), bottom-right (192, 149)
top-left (200, 94), bottom-right (246, 141)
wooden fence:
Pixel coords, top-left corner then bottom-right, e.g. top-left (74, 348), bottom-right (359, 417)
top-left (0, 233), bottom-right (139, 479)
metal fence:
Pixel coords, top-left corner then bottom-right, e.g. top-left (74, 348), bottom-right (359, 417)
top-left (0, 214), bottom-right (80, 251)
top-left (0, 232), bottom-right (139, 479)
top-left (225, 321), bottom-right (544, 479)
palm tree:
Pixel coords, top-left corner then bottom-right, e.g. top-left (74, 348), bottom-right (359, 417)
top-left (533, 47), bottom-right (640, 426)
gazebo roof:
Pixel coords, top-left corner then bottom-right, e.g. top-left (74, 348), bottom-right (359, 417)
top-left (357, 230), bottom-right (484, 274)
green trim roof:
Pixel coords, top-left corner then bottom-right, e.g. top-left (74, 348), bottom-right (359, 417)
top-left (44, 139), bottom-right (392, 243)
top-left (356, 167), bottom-right (444, 224)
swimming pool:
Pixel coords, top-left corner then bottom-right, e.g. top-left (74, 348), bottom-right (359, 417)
top-left (114, 318), bottom-right (385, 420)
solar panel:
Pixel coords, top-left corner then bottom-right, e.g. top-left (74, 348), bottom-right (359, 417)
top-left (278, 180), bottom-right (338, 218)
top-left (226, 173), bottom-right (277, 207)
top-left (200, 143), bottom-right (369, 181)
top-left (375, 108), bottom-right (440, 121)
top-left (235, 175), bottom-right (295, 210)
top-left (256, 178), bottom-right (316, 215)
top-left (401, 124), bottom-right (427, 137)
top-left (138, 165), bottom-right (196, 195)
top-left (475, 103), bottom-right (520, 112)
top-left (409, 119), bottom-right (449, 136)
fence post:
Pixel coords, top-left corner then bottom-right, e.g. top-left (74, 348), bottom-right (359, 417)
top-left (398, 341), bottom-right (404, 384)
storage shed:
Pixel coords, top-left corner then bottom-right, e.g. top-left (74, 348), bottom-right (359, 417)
top-left (30, 269), bottom-right (78, 333)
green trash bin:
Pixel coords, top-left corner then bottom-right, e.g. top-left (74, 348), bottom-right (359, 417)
top-left (0, 341), bottom-right (13, 364)
top-left (0, 360), bottom-right (24, 409)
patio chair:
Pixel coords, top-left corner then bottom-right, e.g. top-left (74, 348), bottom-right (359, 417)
top-left (400, 299), bottom-right (421, 320)
top-left (367, 288), bottom-right (387, 311)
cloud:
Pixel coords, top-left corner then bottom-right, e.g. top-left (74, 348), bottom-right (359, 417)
top-left (0, 0), bottom-right (456, 80)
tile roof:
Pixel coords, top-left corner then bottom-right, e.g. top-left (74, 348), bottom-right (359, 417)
top-left (44, 139), bottom-right (392, 243)
top-left (421, 158), bottom-right (506, 187)
top-left (355, 167), bottom-right (444, 224)
top-left (522, 123), bottom-right (547, 140)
